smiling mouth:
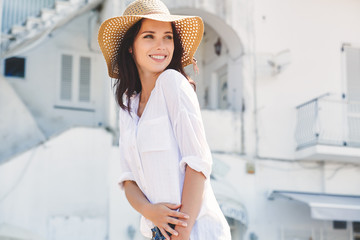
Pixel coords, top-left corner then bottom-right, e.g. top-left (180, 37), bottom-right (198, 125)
top-left (149, 55), bottom-right (166, 60)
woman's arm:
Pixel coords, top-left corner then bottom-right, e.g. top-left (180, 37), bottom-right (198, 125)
top-left (171, 165), bottom-right (206, 240)
top-left (123, 180), bottom-right (190, 240)
top-left (157, 71), bottom-right (211, 240)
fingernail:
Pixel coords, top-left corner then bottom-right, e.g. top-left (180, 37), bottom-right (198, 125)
top-left (183, 223), bottom-right (187, 227)
top-left (185, 215), bottom-right (190, 219)
top-left (174, 232), bottom-right (178, 236)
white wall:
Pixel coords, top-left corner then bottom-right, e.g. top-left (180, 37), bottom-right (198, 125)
top-left (202, 110), bottom-right (242, 153)
top-left (108, 148), bottom-right (147, 240)
top-left (0, 127), bottom-right (112, 239)
top-left (253, 0), bottom-right (360, 159)
top-left (5, 11), bottom-right (111, 137)
top-left (213, 155), bottom-right (358, 240)
top-left (0, 77), bottom-right (45, 163)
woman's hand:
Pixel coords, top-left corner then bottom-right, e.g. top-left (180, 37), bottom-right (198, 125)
top-left (142, 203), bottom-right (189, 240)
top-left (171, 224), bottom-right (191, 240)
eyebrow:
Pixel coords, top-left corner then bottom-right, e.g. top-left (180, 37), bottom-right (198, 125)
top-left (141, 31), bottom-right (173, 34)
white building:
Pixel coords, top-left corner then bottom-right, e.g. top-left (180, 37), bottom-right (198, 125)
top-left (1, 0), bottom-right (360, 239)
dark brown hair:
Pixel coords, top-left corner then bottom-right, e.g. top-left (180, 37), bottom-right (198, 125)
top-left (113, 19), bottom-right (191, 114)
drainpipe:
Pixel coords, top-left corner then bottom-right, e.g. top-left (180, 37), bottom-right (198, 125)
top-left (247, 0), bottom-right (259, 159)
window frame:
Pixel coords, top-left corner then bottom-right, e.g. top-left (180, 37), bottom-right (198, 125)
top-left (3, 56), bottom-right (27, 79)
top-left (56, 51), bottom-right (95, 110)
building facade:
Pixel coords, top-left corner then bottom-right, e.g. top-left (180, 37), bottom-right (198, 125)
top-left (1, 0), bottom-right (360, 239)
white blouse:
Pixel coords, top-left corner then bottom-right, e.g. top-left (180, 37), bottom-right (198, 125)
top-left (118, 69), bottom-right (231, 240)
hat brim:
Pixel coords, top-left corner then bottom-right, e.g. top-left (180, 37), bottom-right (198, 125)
top-left (98, 14), bottom-right (204, 79)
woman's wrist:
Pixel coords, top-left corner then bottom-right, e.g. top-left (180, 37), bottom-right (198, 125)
top-left (173, 224), bottom-right (191, 240)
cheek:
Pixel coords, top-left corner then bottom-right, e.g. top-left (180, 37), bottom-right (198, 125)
top-left (168, 43), bottom-right (175, 56)
top-left (133, 42), bottom-right (147, 61)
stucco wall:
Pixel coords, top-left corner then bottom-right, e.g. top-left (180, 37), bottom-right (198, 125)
top-left (254, 0), bottom-right (360, 159)
top-left (0, 127), bottom-right (112, 239)
top-left (0, 77), bottom-right (45, 164)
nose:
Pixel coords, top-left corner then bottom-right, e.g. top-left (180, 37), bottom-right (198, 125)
top-left (155, 39), bottom-right (166, 50)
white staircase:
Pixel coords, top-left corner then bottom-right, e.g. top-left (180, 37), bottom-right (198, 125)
top-left (1, 0), bottom-right (102, 58)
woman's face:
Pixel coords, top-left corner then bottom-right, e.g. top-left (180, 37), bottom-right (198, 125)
top-left (131, 19), bottom-right (174, 77)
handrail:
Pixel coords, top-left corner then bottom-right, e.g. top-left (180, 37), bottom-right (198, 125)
top-left (295, 94), bottom-right (360, 150)
top-left (295, 93), bottom-right (331, 109)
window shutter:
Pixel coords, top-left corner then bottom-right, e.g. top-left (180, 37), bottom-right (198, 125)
top-left (345, 47), bottom-right (360, 146)
top-left (346, 47), bottom-right (360, 102)
top-left (79, 56), bottom-right (91, 102)
top-left (60, 54), bottom-right (73, 100)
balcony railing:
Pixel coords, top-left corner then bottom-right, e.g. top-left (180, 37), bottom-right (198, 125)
top-left (1, 0), bottom-right (57, 34)
top-left (295, 94), bottom-right (360, 150)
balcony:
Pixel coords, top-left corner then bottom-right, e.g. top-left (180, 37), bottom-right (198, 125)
top-left (295, 93), bottom-right (360, 162)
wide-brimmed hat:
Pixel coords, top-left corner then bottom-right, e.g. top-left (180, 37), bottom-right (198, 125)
top-left (98, 0), bottom-right (204, 78)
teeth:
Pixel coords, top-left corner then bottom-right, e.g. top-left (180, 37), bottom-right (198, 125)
top-left (151, 55), bottom-right (165, 60)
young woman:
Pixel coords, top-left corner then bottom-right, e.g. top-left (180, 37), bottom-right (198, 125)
top-left (98, 0), bottom-right (231, 239)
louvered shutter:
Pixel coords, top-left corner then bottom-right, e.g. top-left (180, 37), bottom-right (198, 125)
top-left (60, 54), bottom-right (73, 100)
top-left (79, 56), bottom-right (91, 102)
top-left (345, 47), bottom-right (360, 146)
top-left (346, 47), bottom-right (360, 101)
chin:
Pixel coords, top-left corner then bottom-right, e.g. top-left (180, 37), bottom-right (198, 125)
top-left (152, 66), bottom-right (170, 74)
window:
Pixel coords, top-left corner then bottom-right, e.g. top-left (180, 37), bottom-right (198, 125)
top-left (333, 221), bottom-right (347, 230)
top-left (210, 65), bottom-right (229, 110)
top-left (4, 57), bottom-right (26, 78)
top-left (218, 67), bottom-right (228, 109)
top-left (354, 222), bottom-right (360, 233)
top-left (354, 222), bottom-right (360, 240)
top-left (58, 53), bottom-right (92, 109)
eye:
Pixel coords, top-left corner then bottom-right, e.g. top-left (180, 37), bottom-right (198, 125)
top-left (165, 35), bottom-right (173, 40)
top-left (143, 34), bottom-right (153, 39)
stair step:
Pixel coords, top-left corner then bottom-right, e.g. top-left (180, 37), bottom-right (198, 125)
top-left (26, 17), bottom-right (43, 30)
top-left (11, 25), bottom-right (27, 35)
top-left (55, 1), bottom-right (72, 13)
top-left (41, 8), bottom-right (56, 21)
top-left (69, 0), bottom-right (86, 4)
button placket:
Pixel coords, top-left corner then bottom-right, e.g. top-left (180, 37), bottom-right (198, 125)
top-left (133, 123), bottom-right (148, 193)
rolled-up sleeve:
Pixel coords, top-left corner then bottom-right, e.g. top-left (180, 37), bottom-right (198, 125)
top-left (117, 110), bottom-right (135, 190)
top-left (159, 70), bottom-right (212, 179)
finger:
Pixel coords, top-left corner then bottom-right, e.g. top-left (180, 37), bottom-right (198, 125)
top-left (164, 203), bottom-right (181, 210)
top-left (169, 210), bottom-right (189, 219)
top-left (159, 227), bottom-right (172, 240)
top-left (167, 217), bottom-right (188, 227)
top-left (164, 224), bottom-right (179, 238)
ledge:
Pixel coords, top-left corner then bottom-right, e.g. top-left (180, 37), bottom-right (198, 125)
top-left (295, 144), bottom-right (360, 162)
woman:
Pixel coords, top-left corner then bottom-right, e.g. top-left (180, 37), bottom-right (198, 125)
top-left (98, 0), bottom-right (231, 239)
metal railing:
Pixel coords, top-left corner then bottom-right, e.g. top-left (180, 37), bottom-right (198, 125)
top-left (295, 93), bottom-right (360, 150)
top-left (1, 0), bottom-right (57, 34)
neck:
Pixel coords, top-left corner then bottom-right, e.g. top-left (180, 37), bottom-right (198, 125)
top-left (138, 71), bottom-right (161, 102)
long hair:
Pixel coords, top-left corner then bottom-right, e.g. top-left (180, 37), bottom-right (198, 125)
top-left (113, 19), bottom-right (191, 114)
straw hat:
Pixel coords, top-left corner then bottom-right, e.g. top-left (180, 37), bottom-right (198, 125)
top-left (98, 0), bottom-right (204, 78)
